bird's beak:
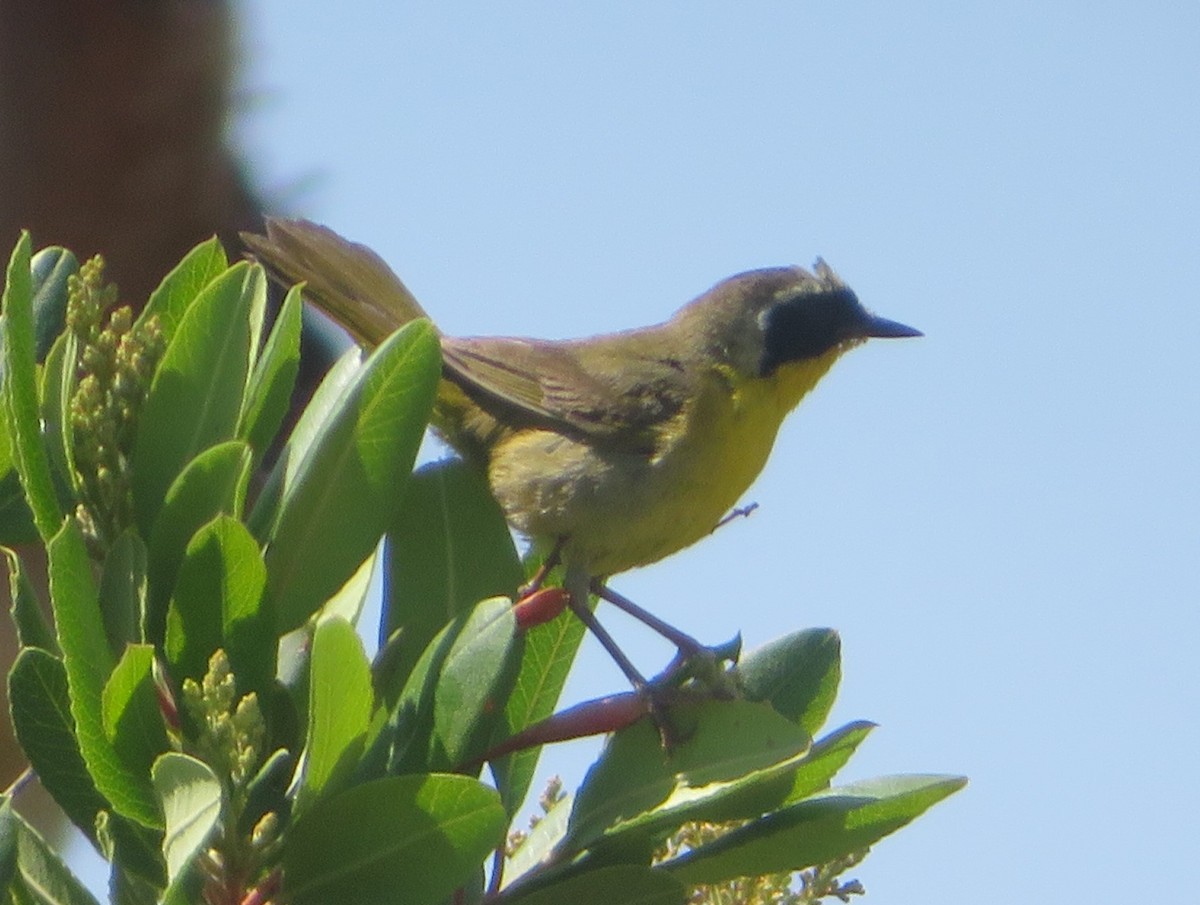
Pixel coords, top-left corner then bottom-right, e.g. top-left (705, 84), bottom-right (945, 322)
top-left (861, 313), bottom-right (923, 339)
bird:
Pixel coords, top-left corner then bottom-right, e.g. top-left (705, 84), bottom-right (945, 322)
top-left (244, 218), bottom-right (921, 694)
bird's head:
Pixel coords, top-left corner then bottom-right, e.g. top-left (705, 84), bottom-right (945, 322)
top-left (674, 261), bottom-right (921, 379)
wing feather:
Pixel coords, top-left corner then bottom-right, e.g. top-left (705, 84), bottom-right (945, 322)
top-left (442, 334), bottom-right (692, 452)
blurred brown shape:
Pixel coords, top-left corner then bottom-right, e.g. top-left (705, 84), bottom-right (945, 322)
top-left (0, 0), bottom-right (269, 818)
top-left (0, 0), bottom-right (263, 305)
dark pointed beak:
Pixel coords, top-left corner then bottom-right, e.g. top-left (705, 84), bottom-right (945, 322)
top-left (861, 313), bottom-right (923, 339)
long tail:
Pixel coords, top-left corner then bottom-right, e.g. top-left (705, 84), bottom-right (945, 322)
top-left (242, 218), bottom-right (432, 347)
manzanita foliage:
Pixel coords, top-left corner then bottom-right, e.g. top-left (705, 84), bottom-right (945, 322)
top-left (0, 234), bottom-right (963, 905)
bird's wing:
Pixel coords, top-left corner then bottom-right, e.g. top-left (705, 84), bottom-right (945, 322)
top-left (441, 334), bottom-right (691, 452)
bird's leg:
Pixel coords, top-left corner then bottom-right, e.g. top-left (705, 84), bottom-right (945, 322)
top-left (565, 567), bottom-right (649, 692)
top-left (592, 580), bottom-right (741, 693)
top-left (590, 581), bottom-right (707, 657)
top-left (518, 539), bottom-right (563, 599)
top-left (565, 566), bottom-right (681, 747)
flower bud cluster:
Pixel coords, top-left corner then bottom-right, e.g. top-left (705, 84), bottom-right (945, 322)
top-left (66, 256), bottom-right (164, 546)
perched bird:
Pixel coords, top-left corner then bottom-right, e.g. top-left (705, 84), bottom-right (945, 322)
top-left (244, 219), bottom-right (920, 690)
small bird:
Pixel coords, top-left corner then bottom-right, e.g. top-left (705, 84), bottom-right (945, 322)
top-left (244, 219), bottom-right (920, 691)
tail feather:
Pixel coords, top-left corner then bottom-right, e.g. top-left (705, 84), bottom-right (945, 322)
top-left (242, 218), bottom-right (432, 347)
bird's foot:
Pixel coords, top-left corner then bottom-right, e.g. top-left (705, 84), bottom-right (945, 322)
top-left (652, 634), bottom-right (743, 699)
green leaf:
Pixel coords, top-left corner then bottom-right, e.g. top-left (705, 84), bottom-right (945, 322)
top-left (5, 803), bottom-right (103, 905)
top-left (164, 515), bottom-right (272, 697)
top-left (151, 753), bottom-right (222, 884)
top-left (2, 232), bottom-right (62, 540)
top-left (0, 248), bottom-right (77, 542)
top-left (0, 412), bottom-right (37, 545)
top-left (144, 440), bottom-right (251, 644)
top-left (238, 284), bottom-right (302, 467)
top-left (49, 520), bottom-right (161, 828)
top-left (102, 645), bottom-right (168, 782)
top-left (565, 700), bottom-right (811, 855)
top-left (132, 262), bottom-right (258, 536)
top-left (383, 596), bottom-right (522, 777)
top-left (98, 530), bottom-right (147, 652)
top-left (502, 865), bottom-right (685, 905)
top-left (7, 649), bottom-right (108, 844)
top-left (28, 246), bottom-right (78, 361)
top-left (783, 721), bottom-right (875, 805)
top-left (139, 236), bottom-right (227, 343)
top-left (0, 797), bottom-right (16, 895)
top-left (490, 603), bottom-right (587, 815)
top-left (247, 345), bottom-right (362, 542)
top-left (383, 621), bottom-right (460, 777)
top-left (282, 774), bottom-right (506, 905)
top-left (664, 774), bottom-right (967, 886)
top-left (298, 617), bottom-right (373, 812)
top-left (4, 547), bottom-right (56, 651)
top-left (40, 331), bottom-right (78, 505)
top-left (315, 547), bottom-right (377, 627)
top-left (739, 628), bottom-right (841, 735)
top-left (432, 597), bottom-right (522, 769)
top-left (384, 459), bottom-right (523, 687)
top-left (262, 320), bottom-right (440, 633)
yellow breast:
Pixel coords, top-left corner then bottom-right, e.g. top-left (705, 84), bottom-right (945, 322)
top-left (485, 347), bottom-right (844, 577)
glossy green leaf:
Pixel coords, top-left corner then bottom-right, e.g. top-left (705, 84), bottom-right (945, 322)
top-left (739, 628), bottom-right (841, 735)
top-left (644, 720), bottom-right (876, 835)
top-left (151, 753), bottom-right (222, 883)
top-left (263, 320), bottom-right (440, 633)
top-left (132, 262), bottom-right (258, 535)
top-left (432, 597), bottom-right (523, 769)
top-left (664, 774), bottom-right (967, 886)
top-left (4, 547), bottom-right (56, 651)
top-left (238, 284), bottom-right (302, 466)
top-left (282, 774), bottom-right (505, 905)
top-left (2, 232), bottom-right (62, 540)
top-left (28, 246), bottom-right (77, 361)
top-left (144, 440), bottom-right (251, 644)
top-left (248, 345), bottom-right (362, 542)
top-left (49, 520), bottom-right (161, 828)
top-left (384, 615), bottom-right (460, 777)
top-left (7, 649), bottom-right (107, 844)
top-left (5, 803), bottom-right (103, 905)
top-left (98, 530), bottom-right (147, 652)
top-left (490, 600), bottom-right (587, 816)
top-left (566, 700), bottom-right (810, 855)
top-left (384, 459), bottom-right (522, 680)
top-left (164, 515), bottom-right (272, 697)
top-left (0, 797), bottom-right (16, 895)
top-left (102, 645), bottom-right (168, 783)
top-left (139, 236), bottom-right (227, 343)
top-left (40, 331), bottom-right (76, 502)
top-left (316, 547), bottom-right (377, 627)
top-left (298, 617), bottom-right (373, 812)
top-left (502, 865), bottom-right (685, 905)
top-left (384, 595), bottom-right (522, 776)
top-left (783, 721), bottom-right (875, 805)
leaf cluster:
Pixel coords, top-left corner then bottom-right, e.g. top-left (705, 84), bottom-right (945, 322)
top-left (0, 234), bottom-right (964, 904)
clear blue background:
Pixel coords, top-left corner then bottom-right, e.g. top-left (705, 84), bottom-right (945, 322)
top-left (233, 2), bottom-right (1197, 900)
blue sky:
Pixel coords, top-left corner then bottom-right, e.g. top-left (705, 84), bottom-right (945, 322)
top-left (228, 3), bottom-right (1198, 900)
